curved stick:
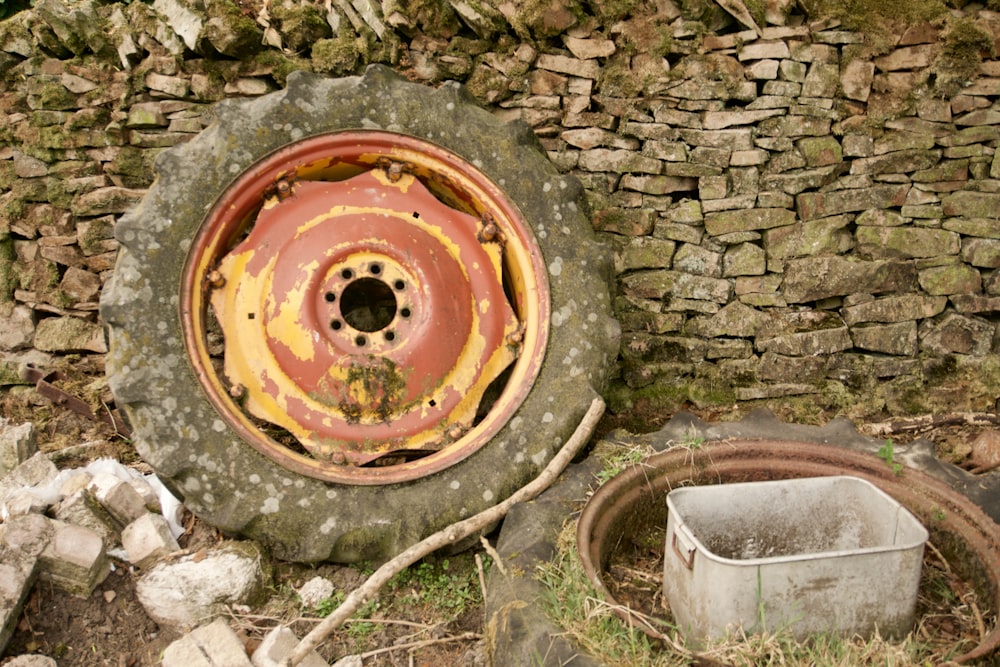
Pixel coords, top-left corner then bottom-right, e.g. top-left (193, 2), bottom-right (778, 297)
top-left (282, 396), bottom-right (606, 667)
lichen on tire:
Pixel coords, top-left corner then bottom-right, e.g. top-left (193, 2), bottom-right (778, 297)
top-left (100, 64), bottom-right (620, 563)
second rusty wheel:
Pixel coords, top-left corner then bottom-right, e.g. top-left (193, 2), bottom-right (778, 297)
top-left (101, 66), bottom-right (620, 562)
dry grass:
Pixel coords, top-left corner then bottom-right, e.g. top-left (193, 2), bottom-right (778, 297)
top-left (536, 521), bottom-right (992, 667)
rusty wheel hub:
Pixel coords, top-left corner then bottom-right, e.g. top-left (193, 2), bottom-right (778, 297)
top-left (182, 132), bottom-right (549, 484)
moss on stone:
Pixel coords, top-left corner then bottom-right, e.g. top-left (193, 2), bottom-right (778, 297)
top-left (588, 0), bottom-right (641, 25)
top-left (464, 62), bottom-right (512, 104)
top-left (923, 354), bottom-right (958, 384)
top-left (252, 50), bottom-right (312, 87)
top-left (395, 0), bottom-right (462, 37)
top-left (312, 29), bottom-right (365, 75)
top-left (78, 217), bottom-right (115, 255)
top-left (44, 178), bottom-right (73, 210)
top-left (742, 0), bottom-right (766, 26)
top-left (0, 161), bottom-right (15, 191)
top-left (0, 233), bottom-right (15, 303)
top-left (502, 0), bottom-right (585, 39)
top-left (799, 0), bottom-right (947, 53)
top-left (204, 0), bottom-right (263, 57)
top-left (599, 58), bottom-right (643, 97)
top-left (932, 17), bottom-right (995, 98)
top-left (0, 197), bottom-right (25, 236)
top-left (106, 146), bottom-right (157, 189)
top-left (446, 36), bottom-right (491, 57)
top-left (605, 377), bottom-right (689, 423)
top-left (32, 79), bottom-right (77, 111)
top-left (369, 31), bottom-right (403, 67)
top-left (269, 1), bottom-right (332, 54)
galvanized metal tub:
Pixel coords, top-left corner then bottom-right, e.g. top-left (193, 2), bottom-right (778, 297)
top-left (663, 476), bottom-right (928, 644)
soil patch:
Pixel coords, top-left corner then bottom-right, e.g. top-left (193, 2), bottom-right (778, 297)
top-left (3, 566), bottom-right (180, 667)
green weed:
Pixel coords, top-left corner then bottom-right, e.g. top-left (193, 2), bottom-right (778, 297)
top-left (877, 438), bottom-right (904, 475)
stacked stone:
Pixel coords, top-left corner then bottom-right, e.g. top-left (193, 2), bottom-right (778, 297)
top-left (523, 14), bottom-right (1000, 412)
top-left (0, 0), bottom-right (998, 416)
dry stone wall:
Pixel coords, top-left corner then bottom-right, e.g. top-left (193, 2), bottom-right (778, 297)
top-left (0, 0), bottom-right (998, 422)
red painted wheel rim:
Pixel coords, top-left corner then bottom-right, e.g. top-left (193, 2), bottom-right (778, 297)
top-left (181, 131), bottom-right (550, 484)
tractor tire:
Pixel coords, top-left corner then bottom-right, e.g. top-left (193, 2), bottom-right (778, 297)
top-left (100, 64), bottom-right (619, 563)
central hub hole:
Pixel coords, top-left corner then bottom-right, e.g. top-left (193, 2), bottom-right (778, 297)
top-left (340, 277), bottom-right (397, 333)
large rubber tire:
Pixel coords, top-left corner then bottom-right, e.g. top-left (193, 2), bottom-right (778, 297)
top-left (100, 65), bottom-right (620, 563)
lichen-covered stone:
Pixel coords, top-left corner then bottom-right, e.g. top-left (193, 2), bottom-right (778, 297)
top-left (578, 148), bottom-right (661, 174)
top-left (621, 269), bottom-right (673, 299)
top-left (592, 207), bottom-right (656, 235)
top-left (918, 263), bottom-right (983, 295)
top-left (796, 135), bottom-right (842, 167)
top-left (962, 238), bottom-right (1000, 268)
top-left (855, 226), bottom-right (960, 259)
top-left (614, 236), bottom-right (675, 272)
top-left (686, 300), bottom-right (765, 338)
top-left (842, 294), bottom-right (947, 326)
top-left (704, 207), bottom-right (795, 236)
top-left (723, 242), bottom-right (766, 277)
top-left (850, 321), bottom-right (918, 356)
top-left (33, 316), bottom-right (106, 353)
top-left (919, 313), bottom-right (995, 356)
top-left (763, 214), bottom-right (852, 262)
top-left (136, 540), bottom-right (270, 629)
top-left (759, 351), bottom-right (830, 382)
top-left (756, 310), bottom-right (850, 355)
top-left (672, 242), bottom-right (721, 277)
top-left (783, 256), bottom-right (918, 303)
top-left (942, 190), bottom-right (1000, 218)
top-left (796, 185), bottom-right (908, 221)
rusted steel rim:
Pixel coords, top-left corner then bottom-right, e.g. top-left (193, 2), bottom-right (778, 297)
top-left (577, 440), bottom-right (1000, 664)
top-left (180, 131), bottom-right (550, 484)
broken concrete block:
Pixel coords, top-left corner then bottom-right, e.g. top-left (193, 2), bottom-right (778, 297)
top-left (252, 626), bottom-right (327, 667)
top-left (39, 520), bottom-right (110, 597)
top-left (0, 452), bottom-right (58, 507)
top-left (0, 517), bottom-right (47, 656)
top-left (59, 470), bottom-right (92, 497)
top-left (161, 617), bottom-right (253, 667)
top-left (2, 488), bottom-right (50, 517)
top-left (137, 540), bottom-right (270, 629)
top-left (87, 471), bottom-right (147, 526)
top-left (51, 489), bottom-right (120, 544)
top-left (0, 513), bottom-right (53, 557)
top-left (2, 654), bottom-right (58, 666)
top-left (127, 475), bottom-right (162, 513)
top-left (122, 512), bottom-right (180, 569)
top-left (0, 420), bottom-right (36, 477)
top-left (0, 554), bottom-right (39, 654)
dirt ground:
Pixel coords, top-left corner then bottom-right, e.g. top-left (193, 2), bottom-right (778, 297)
top-left (0, 367), bottom-right (998, 666)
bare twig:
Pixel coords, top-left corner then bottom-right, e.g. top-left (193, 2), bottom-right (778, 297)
top-left (926, 541), bottom-right (953, 575)
top-left (479, 536), bottom-right (507, 577)
top-left (281, 397), bottom-right (606, 667)
top-left (357, 631), bottom-right (481, 660)
top-left (859, 412), bottom-right (1000, 438)
top-left (586, 597), bottom-right (695, 660)
top-left (969, 597), bottom-right (986, 643)
top-left (475, 553), bottom-right (488, 601)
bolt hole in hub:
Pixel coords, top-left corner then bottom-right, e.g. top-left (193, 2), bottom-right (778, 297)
top-left (182, 131), bottom-right (550, 484)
